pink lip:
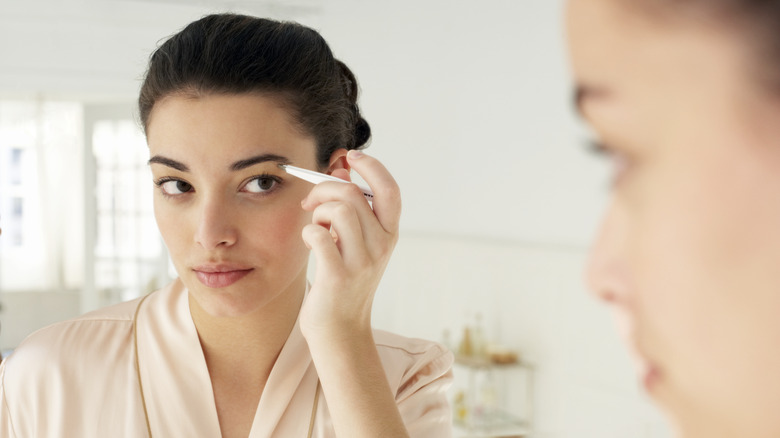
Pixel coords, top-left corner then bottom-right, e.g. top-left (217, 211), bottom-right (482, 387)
top-left (192, 264), bottom-right (253, 288)
top-left (621, 329), bottom-right (661, 394)
top-left (630, 343), bottom-right (661, 393)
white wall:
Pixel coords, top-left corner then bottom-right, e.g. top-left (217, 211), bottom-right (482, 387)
top-left (0, 0), bottom-right (671, 436)
top-left (0, 290), bottom-right (81, 353)
top-left (313, 0), bottom-right (605, 245)
top-left (376, 234), bottom-right (670, 437)
top-left (316, 3), bottom-right (669, 435)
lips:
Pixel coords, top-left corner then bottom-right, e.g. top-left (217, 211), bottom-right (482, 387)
top-left (629, 340), bottom-right (661, 393)
top-left (642, 363), bottom-right (660, 392)
top-left (192, 263), bottom-right (253, 288)
top-left (610, 312), bottom-right (661, 392)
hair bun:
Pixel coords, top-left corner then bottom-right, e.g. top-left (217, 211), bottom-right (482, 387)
top-left (354, 116), bottom-right (371, 148)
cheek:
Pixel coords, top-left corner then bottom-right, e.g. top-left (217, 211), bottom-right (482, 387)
top-left (637, 160), bottom-right (780, 425)
top-left (239, 200), bottom-right (312, 265)
top-left (630, 158), bottom-right (733, 329)
top-left (629, 137), bottom-right (780, 372)
top-left (153, 196), bottom-right (188, 256)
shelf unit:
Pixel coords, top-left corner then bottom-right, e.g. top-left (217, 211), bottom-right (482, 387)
top-left (452, 355), bottom-right (534, 438)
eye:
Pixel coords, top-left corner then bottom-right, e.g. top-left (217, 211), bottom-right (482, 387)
top-left (244, 175), bottom-right (280, 194)
top-left (156, 178), bottom-right (193, 195)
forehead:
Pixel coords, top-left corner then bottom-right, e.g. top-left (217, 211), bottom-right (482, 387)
top-left (146, 93), bottom-right (317, 167)
top-left (566, 0), bottom-right (750, 107)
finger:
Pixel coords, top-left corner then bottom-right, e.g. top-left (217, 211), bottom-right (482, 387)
top-left (311, 201), bottom-right (370, 264)
top-left (302, 181), bottom-right (384, 239)
top-left (302, 223), bottom-right (345, 286)
top-left (330, 168), bottom-right (351, 182)
top-left (345, 150), bottom-right (402, 233)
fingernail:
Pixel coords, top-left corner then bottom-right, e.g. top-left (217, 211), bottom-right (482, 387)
top-left (348, 150), bottom-right (364, 160)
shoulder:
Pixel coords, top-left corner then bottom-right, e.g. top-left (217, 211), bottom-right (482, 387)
top-left (79, 295), bottom-right (145, 322)
top-left (13, 296), bottom-right (142, 354)
top-left (372, 330), bottom-right (454, 399)
top-left (1, 280), bottom-right (186, 384)
top-left (2, 296), bottom-right (144, 385)
top-left (373, 329), bottom-right (452, 366)
top-left (0, 296), bottom-right (155, 436)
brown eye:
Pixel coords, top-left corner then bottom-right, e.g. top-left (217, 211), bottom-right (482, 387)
top-left (245, 176), bottom-right (279, 193)
top-left (159, 179), bottom-right (193, 195)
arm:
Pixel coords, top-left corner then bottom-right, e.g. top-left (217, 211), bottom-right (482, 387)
top-left (299, 150), bottom-right (410, 437)
top-left (306, 330), bottom-right (409, 437)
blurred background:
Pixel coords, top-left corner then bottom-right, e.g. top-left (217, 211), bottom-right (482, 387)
top-left (0, 0), bottom-right (670, 436)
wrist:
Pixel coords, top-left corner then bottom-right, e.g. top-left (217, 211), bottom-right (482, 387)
top-left (303, 323), bottom-right (374, 354)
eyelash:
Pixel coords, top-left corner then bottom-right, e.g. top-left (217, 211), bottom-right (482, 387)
top-left (243, 174), bottom-right (283, 195)
top-left (587, 140), bottom-right (611, 157)
top-left (153, 177), bottom-right (190, 198)
top-left (152, 174), bottom-right (283, 198)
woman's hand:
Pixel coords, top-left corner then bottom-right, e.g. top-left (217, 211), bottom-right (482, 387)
top-left (298, 150), bottom-right (409, 437)
top-left (298, 149), bottom-right (401, 342)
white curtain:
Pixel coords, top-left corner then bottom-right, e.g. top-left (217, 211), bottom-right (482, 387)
top-left (0, 101), bottom-right (83, 292)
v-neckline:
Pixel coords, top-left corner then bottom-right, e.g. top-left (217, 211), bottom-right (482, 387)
top-left (134, 279), bottom-right (321, 437)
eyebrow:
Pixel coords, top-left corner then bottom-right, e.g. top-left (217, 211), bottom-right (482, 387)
top-left (148, 155), bottom-right (188, 171)
top-left (230, 153), bottom-right (291, 171)
top-left (148, 153), bottom-right (292, 172)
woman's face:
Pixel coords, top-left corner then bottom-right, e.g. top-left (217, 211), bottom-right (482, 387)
top-left (568, 0), bottom-right (780, 435)
top-left (147, 93), bottom-right (322, 318)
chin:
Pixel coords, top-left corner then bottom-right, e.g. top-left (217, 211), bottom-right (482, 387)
top-left (187, 283), bottom-right (272, 318)
top-left (201, 298), bottom-right (259, 318)
top-left (672, 417), bottom-right (739, 438)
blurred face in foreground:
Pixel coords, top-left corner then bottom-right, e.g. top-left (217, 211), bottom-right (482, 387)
top-left (567, 1), bottom-right (780, 436)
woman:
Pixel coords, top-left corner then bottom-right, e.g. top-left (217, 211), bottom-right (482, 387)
top-left (568, 0), bottom-right (780, 436)
top-left (0, 14), bottom-right (453, 437)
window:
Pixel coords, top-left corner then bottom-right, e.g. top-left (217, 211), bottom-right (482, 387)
top-left (0, 101), bottom-right (169, 308)
top-left (90, 118), bottom-right (167, 304)
top-left (0, 101), bottom-right (82, 291)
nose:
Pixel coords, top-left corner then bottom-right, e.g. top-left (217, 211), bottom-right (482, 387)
top-left (194, 195), bottom-right (238, 250)
top-left (585, 202), bottom-right (629, 305)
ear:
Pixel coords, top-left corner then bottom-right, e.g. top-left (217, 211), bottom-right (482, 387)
top-left (326, 148), bottom-right (351, 181)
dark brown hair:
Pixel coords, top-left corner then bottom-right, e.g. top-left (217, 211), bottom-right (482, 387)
top-left (138, 13), bottom-right (370, 167)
